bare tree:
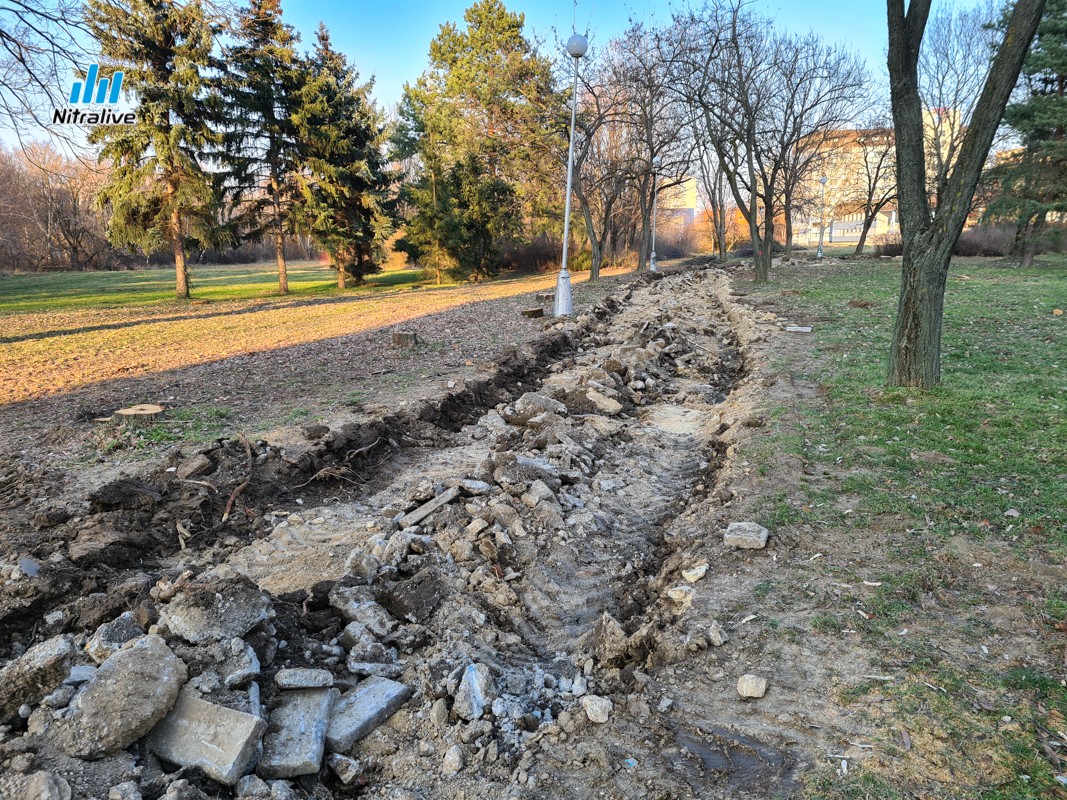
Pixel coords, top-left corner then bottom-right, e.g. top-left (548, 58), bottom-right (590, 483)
top-left (886, 0), bottom-right (1045, 388)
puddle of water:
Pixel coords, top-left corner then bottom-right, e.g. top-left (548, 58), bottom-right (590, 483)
top-left (668, 723), bottom-right (798, 798)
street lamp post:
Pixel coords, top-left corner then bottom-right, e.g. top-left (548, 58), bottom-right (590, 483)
top-left (817, 176), bottom-right (828, 259)
top-left (649, 156), bottom-right (662, 272)
top-left (554, 33), bottom-right (588, 318)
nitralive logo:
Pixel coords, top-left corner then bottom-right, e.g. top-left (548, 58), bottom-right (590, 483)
top-left (52, 65), bottom-right (135, 125)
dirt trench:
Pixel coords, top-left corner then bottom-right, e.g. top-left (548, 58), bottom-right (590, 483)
top-left (0, 267), bottom-right (825, 800)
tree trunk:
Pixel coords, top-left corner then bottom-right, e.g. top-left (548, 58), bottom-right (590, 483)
top-left (886, 229), bottom-right (956, 388)
top-left (1021, 210), bottom-right (1047, 267)
top-left (783, 190), bottom-right (794, 257)
top-left (271, 178), bottom-right (288, 295)
top-left (580, 202), bottom-right (601, 281)
top-left (170, 202), bottom-right (189, 300)
top-left (855, 213), bottom-right (876, 255)
top-left (337, 261), bottom-right (347, 289)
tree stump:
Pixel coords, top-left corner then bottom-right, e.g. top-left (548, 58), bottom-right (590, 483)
top-left (112, 404), bottom-right (165, 426)
top-left (392, 331), bottom-right (418, 347)
top-left (521, 308), bottom-right (544, 318)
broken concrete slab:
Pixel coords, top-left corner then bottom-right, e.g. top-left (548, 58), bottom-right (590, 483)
top-left (398, 485), bottom-right (461, 528)
top-left (275, 669), bottom-right (333, 689)
top-left (259, 688), bottom-right (338, 779)
top-left (452, 663), bottom-right (495, 721)
top-left (723, 521), bottom-right (770, 549)
top-left (328, 586), bottom-right (397, 638)
top-left (85, 612), bottom-right (143, 665)
top-left (146, 691), bottom-right (266, 785)
top-left (48, 635), bottom-right (187, 758)
top-left (159, 578), bottom-right (271, 644)
top-left (377, 569), bottom-right (445, 624)
top-left (0, 635), bottom-right (74, 720)
top-left (325, 677), bottom-right (412, 753)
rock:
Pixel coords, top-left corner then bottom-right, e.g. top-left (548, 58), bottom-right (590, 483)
top-left (737, 674), bottom-right (768, 698)
top-left (329, 587), bottom-right (397, 638)
top-left (508, 393), bottom-right (567, 425)
top-left (108, 782), bottom-right (142, 800)
top-left (10, 752), bottom-right (35, 773)
top-left (85, 612), bottom-right (143, 664)
top-left (48, 635), bottom-right (187, 758)
top-left (259, 688), bottom-right (338, 778)
top-left (235, 776), bottom-right (270, 797)
top-left (163, 779), bottom-right (210, 800)
top-left (723, 522), bottom-right (770, 550)
top-left (378, 569), bottom-right (446, 624)
top-left (42, 683), bottom-right (75, 708)
top-left (581, 695), bottom-right (613, 724)
top-left (455, 479), bottom-right (492, 496)
top-left (343, 550), bottom-right (381, 584)
top-left (24, 772), bottom-right (72, 800)
top-left (707, 621), bottom-right (729, 647)
top-left (441, 744), bottom-right (464, 776)
top-left (585, 389), bottom-right (623, 416)
top-left (592, 614), bottom-right (629, 665)
top-left (147, 691), bottom-right (266, 785)
top-left (682, 563), bottom-right (709, 583)
top-left (398, 486), bottom-right (461, 528)
top-left (275, 669), bottom-right (333, 689)
top-left (159, 579), bottom-right (272, 644)
top-left (176, 454), bottom-right (214, 480)
top-left (221, 638), bottom-right (261, 688)
top-left (326, 677), bottom-right (412, 753)
top-left (64, 665), bottom-right (97, 685)
top-left (268, 781), bottom-right (295, 800)
top-left (453, 663), bottom-right (495, 721)
top-left (301, 424), bottom-right (330, 441)
top-left (326, 753), bottom-right (364, 785)
top-left (346, 660), bottom-right (403, 679)
top-left (430, 697), bottom-right (449, 729)
top-left (0, 635), bottom-right (74, 720)
top-left (667, 585), bottom-right (695, 610)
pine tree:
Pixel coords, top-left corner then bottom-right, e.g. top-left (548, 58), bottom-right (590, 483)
top-left (87, 0), bottom-right (221, 299)
top-left (293, 25), bottom-right (392, 288)
top-left (220, 0), bottom-right (303, 294)
top-left (985, 0), bottom-right (1067, 265)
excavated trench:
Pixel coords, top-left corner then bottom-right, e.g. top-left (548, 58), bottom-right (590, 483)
top-left (0, 267), bottom-right (800, 800)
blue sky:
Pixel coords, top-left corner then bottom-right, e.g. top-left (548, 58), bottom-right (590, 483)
top-left (280, 0), bottom-right (897, 111)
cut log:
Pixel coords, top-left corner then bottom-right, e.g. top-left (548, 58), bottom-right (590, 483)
top-left (392, 331), bottom-right (418, 347)
top-left (112, 404), bottom-right (165, 426)
top-left (521, 308), bottom-right (544, 319)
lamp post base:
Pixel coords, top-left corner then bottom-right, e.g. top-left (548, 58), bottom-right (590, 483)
top-left (553, 267), bottom-right (573, 317)
top-left (649, 251), bottom-right (658, 273)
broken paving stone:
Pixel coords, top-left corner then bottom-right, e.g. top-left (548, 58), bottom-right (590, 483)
top-left (399, 485), bottom-right (461, 528)
top-left (723, 521), bottom-right (770, 550)
top-left (259, 688), bottom-right (338, 779)
top-left (326, 753), bottom-right (364, 785)
top-left (85, 612), bottom-right (143, 665)
top-left (159, 579), bottom-right (272, 644)
top-left (453, 663), bottom-right (496, 721)
top-left (48, 635), bottom-right (187, 759)
top-left (346, 660), bottom-right (403, 679)
top-left (441, 744), bottom-right (465, 776)
top-left (147, 691), bottom-right (266, 786)
top-left (328, 587), bottom-right (397, 638)
top-left (581, 695), bottom-right (613, 724)
top-left (325, 677), bottom-right (412, 753)
top-left (0, 634), bottom-right (74, 720)
top-left (221, 638), bottom-right (260, 689)
top-left (737, 674), bottom-right (768, 699)
top-left (585, 388), bottom-right (623, 416)
top-left (275, 668), bottom-right (333, 689)
top-left (682, 563), bottom-right (709, 583)
top-left (707, 622), bottom-right (729, 647)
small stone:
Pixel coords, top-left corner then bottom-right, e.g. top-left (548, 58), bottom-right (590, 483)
top-left (343, 550), bottom-right (380, 584)
top-left (19, 703), bottom-right (33, 718)
top-left (235, 775), bottom-right (270, 797)
top-left (86, 612), bottom-right (144, 665)
top-left (571, 676), bottom-right (587, 697)
top-left (667, 585), bottom-right (695, 609)
top-left (737, 674), bottom-right (768, 698)
top-left (24, 772), bottom-right (72, 800)
top-left (147, 691), bottom-right (266, 786)
top-left (326, 753), bottom-right (364, 785)
top-left (10, 752), bottom-right (34, 772)
top-left (441, 744), bottom-right (464, 775)
top-left (455, 479), bottom-right (492, 496)
top-left (274, 668), bottom-right (334, 689)
top-left (453, 663), bottom-right (496, 721)
top-left (259, 688), bottom-right (338, 778)
top-left (707, 621), bottom-right (729, 647)
top-left (108, 782), bottom-right (142, 800)
top-left (430, 697), bottom-right (449, 729)
top-left (269, 782), bottom-right (296, 800)
top-left (0, 635), bottom-right (74, 720)
top-left (681, 563), bottom-right (709, 583)
top-left (581, 695), bottom-right (612, 724)
top-left (64, 665), bottom-right (96, 685)
top-left (657, 696), bottom-right (674, 713)
top-left (723, 522), bottom-right (770, 549)
top-left (222, 638), bottom-right (260, 688)
top-left (326, 676), bottom-right (412, 753)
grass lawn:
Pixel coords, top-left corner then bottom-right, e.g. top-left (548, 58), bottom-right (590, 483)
top-left (741, 255), bottom-right (1067, 799)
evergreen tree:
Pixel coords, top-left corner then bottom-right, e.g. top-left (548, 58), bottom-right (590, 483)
top-left (220, 0), bottom-right (303, 294)
top-left (293, 25), bottom-right (392, 288)
top-left (985, 0), bottom-right (1067, 265)
top-left (87, 0), bottom-right (221, 299)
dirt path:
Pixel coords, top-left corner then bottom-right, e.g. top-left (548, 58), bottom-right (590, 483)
top-left (0, 264), bottom-right (949, 799)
